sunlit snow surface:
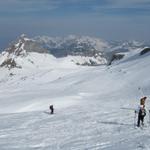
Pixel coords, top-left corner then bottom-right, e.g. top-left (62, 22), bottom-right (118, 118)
top-left (0, 51), bottom-right (150, 149)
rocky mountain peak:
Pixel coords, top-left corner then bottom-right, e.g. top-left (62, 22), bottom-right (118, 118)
top-left (0, 35), bottom-right (49, 69)
top-left (5, 34), bottom-right (48, 57)
top-left (2, 34), bottom-right (148, 70)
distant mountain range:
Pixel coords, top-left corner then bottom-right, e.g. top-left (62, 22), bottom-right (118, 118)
top-left (0, 34), bottom-right (149, 69)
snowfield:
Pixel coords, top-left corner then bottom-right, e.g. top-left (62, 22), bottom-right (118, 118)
top-left (0, 49), bottom-right (150, 150)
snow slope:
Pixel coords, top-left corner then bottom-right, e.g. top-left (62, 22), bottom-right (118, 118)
top-left (0, 48), bottom-right (150, 149)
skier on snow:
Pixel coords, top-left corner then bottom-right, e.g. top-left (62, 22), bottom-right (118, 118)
top-left (49, 105), bottom-right (54, 114)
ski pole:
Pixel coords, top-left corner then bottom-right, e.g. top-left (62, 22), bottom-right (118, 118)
top-left (149, 110), bottom-right (150, 126)
top-left (134, 111), bottom-right (137, 128)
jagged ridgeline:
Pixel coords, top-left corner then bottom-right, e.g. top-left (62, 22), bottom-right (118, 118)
top-left (0, 34), bottom-right (110, 68)
top-left (5, 34), bottom-right (49, 55)
top-left (34, 35), bottom-right (109, 57)
top-left (0, 34), bottom-right (149, 69)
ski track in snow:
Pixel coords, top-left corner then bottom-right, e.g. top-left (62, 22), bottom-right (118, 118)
top-left (0, 50), bottom-right (150, 149)
top-left (0, 105), bottom-right (150, 150)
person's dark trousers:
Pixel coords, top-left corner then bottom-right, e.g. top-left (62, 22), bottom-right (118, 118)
top-left (137, 115), bottom-right (144, 127)
top-left (141, 116), bottom-right (144, 125)
top-left (51, 109), bottom-right (54, 114)
top-left (137, 115), bottom-right (140, 127)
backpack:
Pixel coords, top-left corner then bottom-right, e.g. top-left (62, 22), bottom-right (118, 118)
top-left (140, 108), bottom-right (146, 117)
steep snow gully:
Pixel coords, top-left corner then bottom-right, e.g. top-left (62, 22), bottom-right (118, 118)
top-left (0, 36), bottom-right (150, 149)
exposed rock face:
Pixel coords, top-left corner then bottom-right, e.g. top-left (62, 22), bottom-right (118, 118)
top-left (35, 35), bottom-right (109, 58)
top-left (0, 35), bottom-right (110, 68)
top-left (140, 47), bottom-right (150, 55)
top-left (5, 34), bottom-right (48, 56)
top-left (34, 35), bottom-right (110, 66)
top-left (0, 34), bottom-right (48, 69)
top-left (108, 53), bottom-right (125, 65)
top-left (0, 58), bottom-right (17, 69)
top-left (2, 35), bottom-right (147, 69)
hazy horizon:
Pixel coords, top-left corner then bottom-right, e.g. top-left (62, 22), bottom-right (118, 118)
top-left (0, 0), bottom-right (150, 50)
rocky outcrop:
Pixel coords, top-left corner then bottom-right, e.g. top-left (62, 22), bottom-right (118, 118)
top-left (5, 34), bottom-right (48, 56)
top-left (140, 47), bottom-right (150, 55)
top-left (107, 52), bottom-right (125, 65)
top-left (0, 58), bottom-right (21, 69)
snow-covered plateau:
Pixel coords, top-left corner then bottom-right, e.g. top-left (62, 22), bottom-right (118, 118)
top-left (0, 35), bottom-right (150, 150)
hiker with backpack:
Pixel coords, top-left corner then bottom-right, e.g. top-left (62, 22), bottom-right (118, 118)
top-left (137, 105), bottom-right (146, 127)
top-left (135, 96), bottom-right (147, 127)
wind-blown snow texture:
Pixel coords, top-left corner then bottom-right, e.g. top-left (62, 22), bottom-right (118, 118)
top-left (0, 36), bottom-right (150, 150)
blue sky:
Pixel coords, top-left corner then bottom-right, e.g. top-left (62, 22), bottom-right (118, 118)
top-left (0, 0), bottom-right (150, 50)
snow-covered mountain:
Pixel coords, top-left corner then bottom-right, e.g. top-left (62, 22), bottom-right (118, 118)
top-left (1, 35), bottom-right (149, 69)
top-left (34, 35), bottom-right (109, 57)
top-left (109, 40), bottom-right (146, 52)
top-left (0, 34), bottom-right (150, 149)
top-left (0, 35), bottom-right (111, 69)
top-left (0, 34), bottom-right (49, 69)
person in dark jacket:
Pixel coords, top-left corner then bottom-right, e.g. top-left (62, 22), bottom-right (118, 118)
top-left (49, 105), bottom-right (54, 114)
top-left (137, 105), bottom-right (146, 127)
